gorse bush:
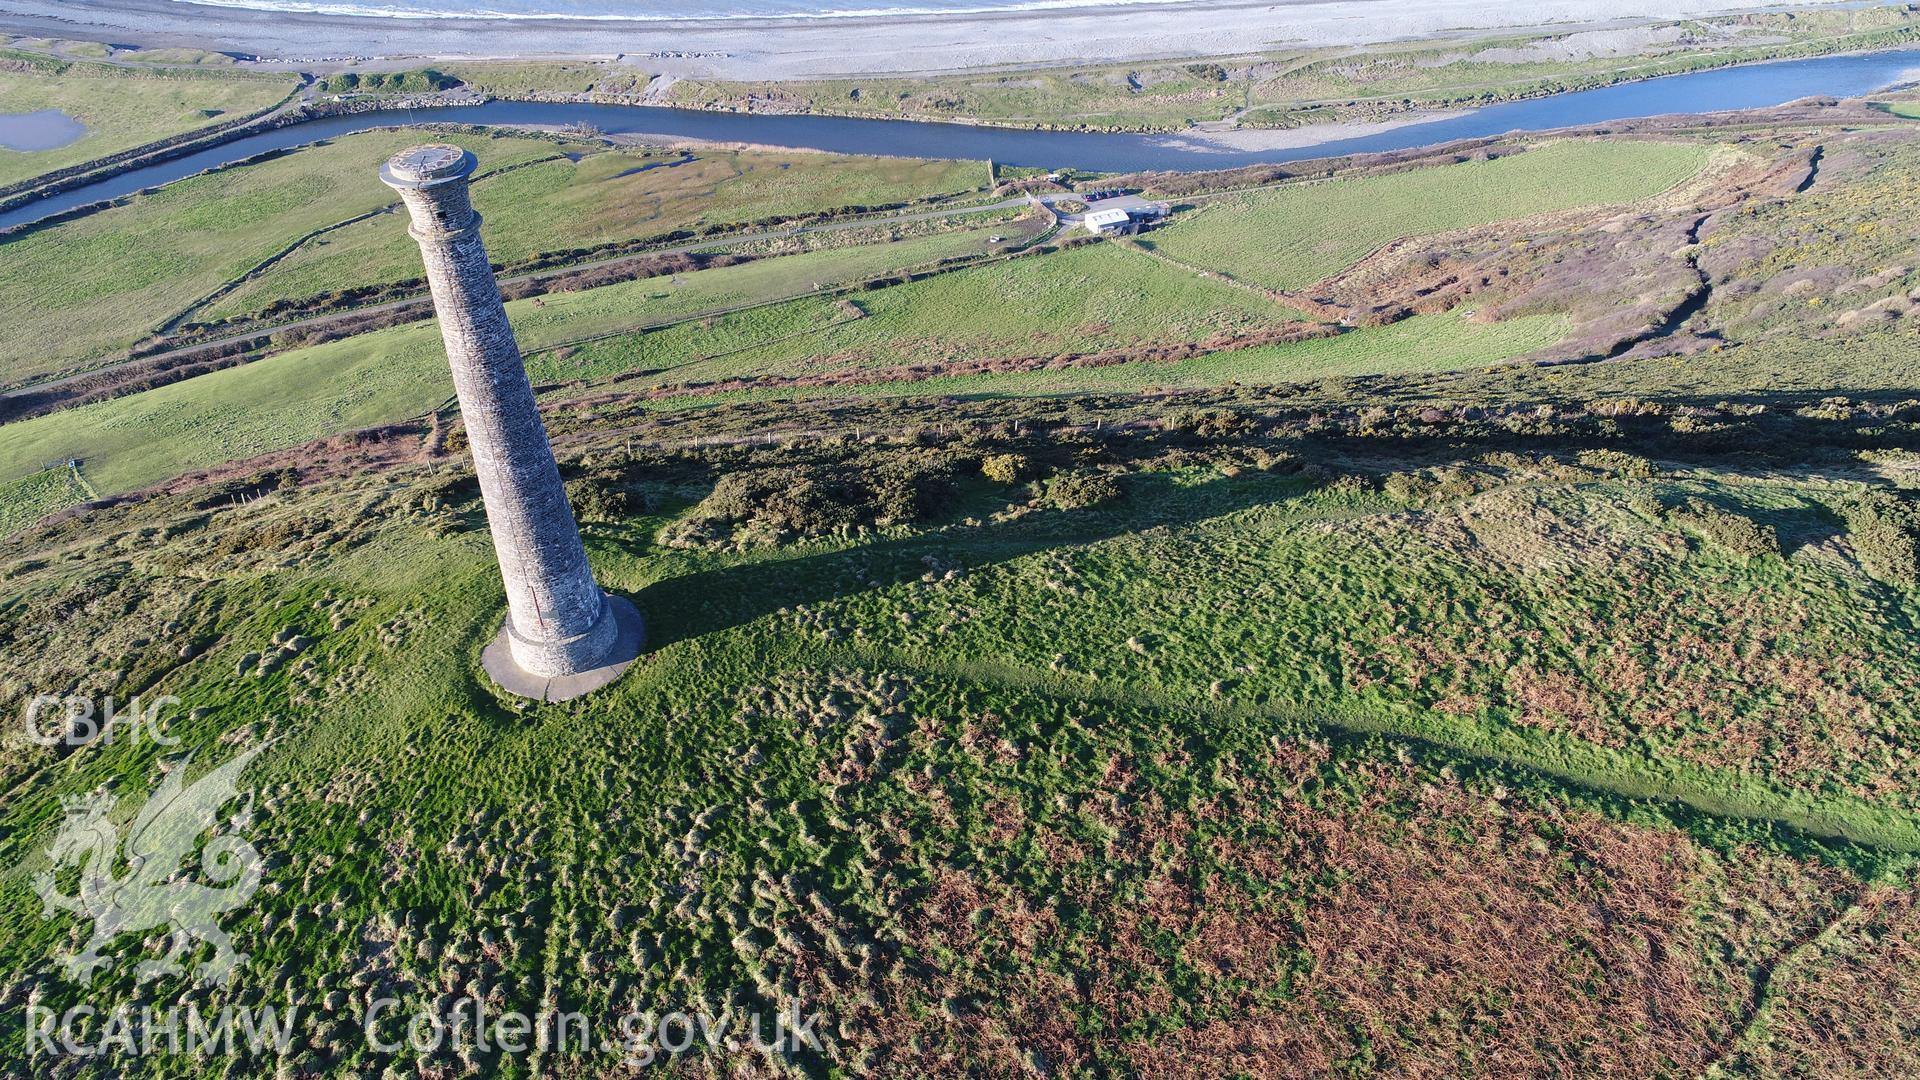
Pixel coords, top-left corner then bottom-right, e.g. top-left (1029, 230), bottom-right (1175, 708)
top-left (1664, 498), bottom-right (1780, 560)
top-left (1842, 489), bottom-right (1920, 586)
top-left (1046, 470), bottom-right (1124, 510)
top-left (716, 469), bottom-right (866, 533)
top-left (980, 453), bottom-right (1033, 484)
top-left (663, 452), bottom-right (961, 547)
top-left (1168, 408), bottom-right (1257, 438)
top-left (566, 473), bottom-right (635, 524)
top-left (870, 462), bottom-right (956, 523)
top-left (1575, 449), bottom-right (1658, 479)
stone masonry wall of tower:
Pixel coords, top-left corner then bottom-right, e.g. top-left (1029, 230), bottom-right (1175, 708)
top-left (381, 144), bottom-right (620, 679)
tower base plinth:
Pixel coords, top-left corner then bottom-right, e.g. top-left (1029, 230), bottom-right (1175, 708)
top-left (482, 593), bottom-right (645, 702)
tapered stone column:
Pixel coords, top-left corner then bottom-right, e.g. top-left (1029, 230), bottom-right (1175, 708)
top-left (382, 144), bottom-right (642, 700)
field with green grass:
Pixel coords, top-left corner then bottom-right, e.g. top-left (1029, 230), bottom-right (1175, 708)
top-left (0, 132), bottom-right (984, 383)
top-left (0, 131), bottom-right (1755, 511)
top-left (0, 229), bottom-right (1574, 501)
top-left (0, 226), bottom-right (1024, 496)
top-left (0, 465), bottom-right (86, 536)
top-left (684, 310), bottom-right (1567, 404)
top-left (0, 129), bottom-right (565, 385)
top-left (512, 221), bottom-right (1022, 351)
top-left (562, 307), bottom-right (1567, 411)
top-left (1145, 139), bottom-right (1713, 291)
top-left (199, 146), bottom-right (984, 323)
top-left (546, 242), bottom-right (1293, 380)
top-left (0, 50), bottom-right (296, 188)
top-left (441, 59), bottom-right (651, 96)
top-left (0, 310), bottom-right (1557, 501)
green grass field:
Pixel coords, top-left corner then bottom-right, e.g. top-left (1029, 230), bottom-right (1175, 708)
top-left (0, 129), bottom-right (568, 385)
top-left (539, 249), bottom-right (1568, 403)
top-left (0, 51), bottom-right (296, 188)
top-left (9, 236), bottom-right (1532, 500)
top-left (549, 242), bottom-right (1298, 384)
top-left (0, 308), bottom-right (1556, 504)
top-left (199, 148), bottom-right (986, 323)
top-left (0, 466), bottom-right (86, 536)
top-left (510, 221), bottom-right (1021, 361)
top-left (1145, 140), bottom-right (1712, 291)
top-left (0, 227), bottom-right (1023, 497)
top-left (441, 60), bottom-right (651, 96)
top-left (0, 133), bottom-right (984, 383)
top-left (0, 221), bottom-right (1583, 507)
top-left (644, 309), bottom-right (1569, 407)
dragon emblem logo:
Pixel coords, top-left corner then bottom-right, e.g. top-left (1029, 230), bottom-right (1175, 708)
top-left (34, 744), bottom-right (268, 987)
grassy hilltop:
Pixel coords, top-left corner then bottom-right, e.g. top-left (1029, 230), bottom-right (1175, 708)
top-left (5, 44), bottom-right (1920, 1078)
top-left (9, 326), bottom-right (1920, 1075)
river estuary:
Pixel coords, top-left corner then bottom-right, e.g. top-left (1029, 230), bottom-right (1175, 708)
top-left (3, 46), bottom-right (1919, 232)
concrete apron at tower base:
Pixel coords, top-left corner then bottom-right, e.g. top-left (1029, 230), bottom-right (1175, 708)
top-left (483, 593), bottom-right (646, 703)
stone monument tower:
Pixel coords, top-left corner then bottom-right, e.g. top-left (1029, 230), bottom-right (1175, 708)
top-left (382, 143), bottom-right (642, 701)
